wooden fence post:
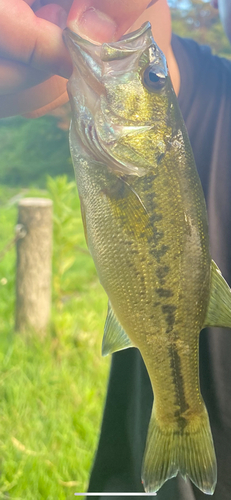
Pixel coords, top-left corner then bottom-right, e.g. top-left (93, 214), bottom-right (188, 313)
top-left (15, 198), bottom-right (53, 334)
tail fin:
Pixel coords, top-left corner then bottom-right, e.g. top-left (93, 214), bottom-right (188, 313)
top-left (142, 408), bottom-right (217, 495)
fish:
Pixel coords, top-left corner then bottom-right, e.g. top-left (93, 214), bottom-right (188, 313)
top-left (63, 22), bottom-right (231, 495)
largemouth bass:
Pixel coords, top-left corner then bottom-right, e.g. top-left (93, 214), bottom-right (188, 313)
top-left (64, 22), bottom-right (231, 495)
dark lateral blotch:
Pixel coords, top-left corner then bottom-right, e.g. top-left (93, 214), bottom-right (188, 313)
top-left (156, 265), bottom-right (170, 284)
top-left (162, 304), bottom-right (176, 327)
top-left (156, 288), bottom-right (173, 298)
top-left (150, 244), bottom-right (169, 262)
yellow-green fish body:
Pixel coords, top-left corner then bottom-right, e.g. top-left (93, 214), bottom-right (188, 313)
top-left (64, 23), bottom-right (231, 495)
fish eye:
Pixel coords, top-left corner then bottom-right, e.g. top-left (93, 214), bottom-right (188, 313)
top-left (143, 66), bottom-right (166, 92)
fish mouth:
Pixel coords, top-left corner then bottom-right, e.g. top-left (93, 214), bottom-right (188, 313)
top-left (63, 22), bottom-right (160, 67)
top-left (63, 21), bottom-right (166, 81)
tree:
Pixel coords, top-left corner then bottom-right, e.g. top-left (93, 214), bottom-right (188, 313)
top-left (170, 0), bottom-right (231, 58)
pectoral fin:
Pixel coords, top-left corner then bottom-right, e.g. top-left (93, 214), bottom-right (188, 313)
top-left (203, 260), bottom-right (231, 328)
top-left (102, 302), bottom-right (134, 356)
top-left (79, 195), bottom-right (89, 247)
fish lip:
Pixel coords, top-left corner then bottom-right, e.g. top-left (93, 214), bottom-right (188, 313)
top-left (63, 21), bottom-right (152, 49)
top-left (63, 22), bottom-right (166, 77)
top-left (118, 21), bottom-right (152, 42)
top-left (63, 26), bottom-right (97, 49)
top-left (63, 21), bottom-right (164, 75)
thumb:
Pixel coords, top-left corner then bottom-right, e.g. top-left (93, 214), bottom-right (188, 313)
top-left (67, 0), bottom-right (153, 43)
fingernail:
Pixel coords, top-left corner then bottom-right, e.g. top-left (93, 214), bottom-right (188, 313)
top-left (70, 7), bottom-right (117, 43)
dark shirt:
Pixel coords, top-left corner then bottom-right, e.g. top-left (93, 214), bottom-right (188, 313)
top-left (87, 35), bottom-right (231, 500)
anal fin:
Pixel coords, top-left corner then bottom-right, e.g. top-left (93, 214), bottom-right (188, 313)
top-left (203, 260), bottom-right (231, 328)
top-left (102, 302), bottom-right (134, 356)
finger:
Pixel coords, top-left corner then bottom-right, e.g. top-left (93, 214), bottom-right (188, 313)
top-left (147, 0), bottom-right (157, 6)
top-left (0, 74), bottom-right (67, 118)
top-left (0, 0), bottom-right (72, 78)
top-left (25, 0), bottom-right (37, 5)
top-left (35, 4), bottom-right (67, 28)
top-left (0, 58), bottom-right (51, 95)
top-left (38, 0), bottom-right (73, 12)
top-left (67, 0), bottom-right (154, 42)
top-left (23, 91), bottom-right (69, 118)
top-left (0, 3), bottom-right (70, 96)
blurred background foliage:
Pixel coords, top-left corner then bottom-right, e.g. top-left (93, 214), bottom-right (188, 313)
top-left (0, 177), bottom-right (109, 497)
top-left (169, 0), bottom-right (231, 57)
top-left (0, 107), bottom-right (73, 187)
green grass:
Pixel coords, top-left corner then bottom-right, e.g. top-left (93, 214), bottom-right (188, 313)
top-left (0, 179), bottom-right (110, 499)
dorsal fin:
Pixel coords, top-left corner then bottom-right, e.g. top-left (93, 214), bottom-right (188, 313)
top-left (203, 260), bottom-right (231, 328)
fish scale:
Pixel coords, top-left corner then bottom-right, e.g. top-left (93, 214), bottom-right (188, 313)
top-left (64, 21), bottom-right (231, 495)
top-left (75, 139), bottom-right (205, 438)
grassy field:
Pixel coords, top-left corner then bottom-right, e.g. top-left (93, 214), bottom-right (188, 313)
top-left (0, 178), bottom-right (110, 499)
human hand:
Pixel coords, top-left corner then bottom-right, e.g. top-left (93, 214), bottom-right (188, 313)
top-left (0, 0), bottom-right (72, 118)
top-left (0, 0), bottom-right (155, 119)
